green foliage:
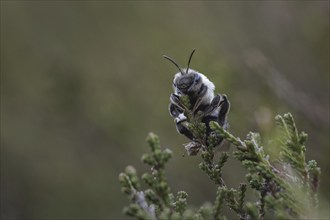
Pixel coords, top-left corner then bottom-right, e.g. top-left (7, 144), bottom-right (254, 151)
top-left (119, 108), bottom-right (321, 219)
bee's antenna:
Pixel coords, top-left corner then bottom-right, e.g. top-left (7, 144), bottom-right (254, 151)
top-left (163, 55), bottom-right (184, 75)
top-left (186, 48), bottom-right (196, 74)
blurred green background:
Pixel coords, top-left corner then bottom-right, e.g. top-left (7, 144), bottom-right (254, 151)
top-left (1, 1), bottom-right (329, 219)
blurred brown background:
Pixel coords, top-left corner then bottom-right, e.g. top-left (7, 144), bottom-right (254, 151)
top-left (1, 1), bottom-right (329, 219)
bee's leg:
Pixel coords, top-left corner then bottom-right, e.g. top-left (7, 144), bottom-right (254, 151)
top-left (170, 93), bottom-right (185, 111)
top-left (175, 122), bottom-right (195, 141)
top-left (201, 95), bottom-right (230, 148)
top-left (169, 103), bottom-right (194, 140)
top-left (218, 95), bottom-right (230, 128)
top-left (169, 103), bottom-right (181, 118)
top-left (203, 94), bottom-right (222, 115)
top-left (192, 97), bottom-right (203, 113)
top-left (192, 85), bottom-right (208, 113)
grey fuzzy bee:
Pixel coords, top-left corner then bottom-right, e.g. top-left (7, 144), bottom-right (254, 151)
top-left (164, 49), bottom-right (230, 153)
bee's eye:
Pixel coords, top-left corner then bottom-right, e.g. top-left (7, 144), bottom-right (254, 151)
top-left (194, 74), bottom-right (201, 83)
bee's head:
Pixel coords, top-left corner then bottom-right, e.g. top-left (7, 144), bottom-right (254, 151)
top-left (173, 69), bottom-right (202, 94)
top-left (164, 49), bottom-right (202, 94)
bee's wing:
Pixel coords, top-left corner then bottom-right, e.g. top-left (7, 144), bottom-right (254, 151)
top-left (202, 94), bottom-right (222, 116)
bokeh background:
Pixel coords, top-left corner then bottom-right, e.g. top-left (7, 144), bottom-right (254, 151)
top-left (1, 1), bottom-right (329, 219)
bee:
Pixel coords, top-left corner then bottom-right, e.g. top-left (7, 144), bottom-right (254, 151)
top-left (164, 49), bottom-right (230, 152)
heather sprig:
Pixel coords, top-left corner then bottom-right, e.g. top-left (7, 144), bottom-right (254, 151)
top-left (119, 110), bottom-right (321, 219)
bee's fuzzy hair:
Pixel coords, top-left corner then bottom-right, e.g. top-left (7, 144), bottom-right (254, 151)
top-left (194, 70), bottom-right (215, 103)
top-left (189, 69), bottom-right (215, 92)
top-left (173, 69), bottom-right (215, 90)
